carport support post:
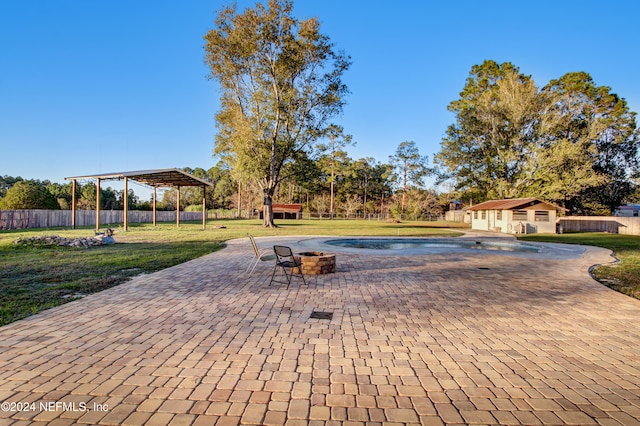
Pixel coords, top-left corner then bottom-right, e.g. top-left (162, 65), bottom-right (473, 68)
top-left (95, 178), bottom-right (101, 231)
top-left (176, 186), bottom-right (180, 228)
top-left (71, 179), bottom-right (77, 229)
top-left (152, 187), bottom-right (157, 227)
top-left (123, 177), bottom-right (129, 231)
top-left (202, 185), bottom-right (207, 230)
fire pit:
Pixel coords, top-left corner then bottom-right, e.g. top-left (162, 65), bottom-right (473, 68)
top-left (293, 251), bottom-right (336, 275)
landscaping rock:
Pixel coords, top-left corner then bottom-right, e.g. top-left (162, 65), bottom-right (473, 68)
top-left (13, 235), bottom-right (111, 248)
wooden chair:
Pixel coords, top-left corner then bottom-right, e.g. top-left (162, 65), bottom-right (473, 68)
top-left (270, 245), bottom-right (307, 287)
top-left (246, 234), bottom-right (276, 276)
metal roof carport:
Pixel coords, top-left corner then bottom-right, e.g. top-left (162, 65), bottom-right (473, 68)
top-left (65, 168), bottom-right (214, 231)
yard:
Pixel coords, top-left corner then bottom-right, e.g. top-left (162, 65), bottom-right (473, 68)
top-left (0, 219), bottom-right (464, 326)
top-left (1, 219), bottom-right (639, 327)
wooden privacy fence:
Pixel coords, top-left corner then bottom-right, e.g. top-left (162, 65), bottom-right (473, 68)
top-left (0, 210), bottom-right (206, 230)
top-left (558, 216), bottom-right (640, 235)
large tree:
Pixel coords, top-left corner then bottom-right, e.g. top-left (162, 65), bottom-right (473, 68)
top-left (436, 60), bottom-right (639, 213)
top-left (46, 182), bottom-right (75, 210)
top-left (389, 141), bottom-right (430, 214)
top-left (436, 60), bottom-right (545, 201)
top-left (204, 0), bottom-right (351, 227)
top-left (533, 72), bottom-right (639, 213)
top-left (342, 157), bottom-right (392, 215)
top-left (316, 124), bottom-right (353, 219)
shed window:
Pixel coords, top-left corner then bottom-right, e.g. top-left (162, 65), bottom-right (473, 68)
top-left (535, 211), bottom-right (550, 222)
top-left (513, 210), bottom-right (528, 221)
top-left (496, 210), bottom-right (502, 220)
top-left (481, 210), bottom-right (486, 220)
top-left (473, 211), bottom-right (478, 219)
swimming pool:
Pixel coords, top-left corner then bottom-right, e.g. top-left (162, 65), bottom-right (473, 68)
top-left (324, 238), bottom-right (541, 253)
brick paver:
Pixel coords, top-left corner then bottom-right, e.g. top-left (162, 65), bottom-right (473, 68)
top-left (0, 234), bottom-right (639, 425)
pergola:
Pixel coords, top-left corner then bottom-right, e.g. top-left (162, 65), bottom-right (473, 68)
top-left (65, 168), bottom-right (214, 231)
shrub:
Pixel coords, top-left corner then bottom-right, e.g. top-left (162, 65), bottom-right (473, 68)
top-left (0, 181), bottom-right (59, 210)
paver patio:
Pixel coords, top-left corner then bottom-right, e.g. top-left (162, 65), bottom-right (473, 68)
top-left (0, 235), bottom-right (639, 425)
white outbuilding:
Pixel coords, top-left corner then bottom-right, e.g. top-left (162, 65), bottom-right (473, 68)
top-left (467, 198), bottom-right (566, 234)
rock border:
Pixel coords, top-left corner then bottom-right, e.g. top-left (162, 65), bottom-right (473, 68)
top-left (13, 235), bottom-right (113, 248)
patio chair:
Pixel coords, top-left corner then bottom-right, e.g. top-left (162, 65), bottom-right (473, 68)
top-left (246, 234), bottom-right (276, 276)
top-left (270, 245), bottom-right (307, 287)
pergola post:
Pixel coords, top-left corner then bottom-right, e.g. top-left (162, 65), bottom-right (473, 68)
top-left (202, 184), bottom-right (206, 230)
top-left (71, 179), bottom-right (77, 229)
top-left (123, 177), bottom-right (129, 231)
top-left (95, 178), bottom-right (101, 231)
top-left (176, 186), bottom-right (180, 228)
top-left (152, 187), bottom-right (157, 227)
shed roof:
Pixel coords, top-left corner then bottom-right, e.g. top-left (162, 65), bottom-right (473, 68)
top-left (269, 204), bottom-right (303, 213)
top-left (65, 168), bottom-right (213, 188)
top-left (467, 198), bottom-right (566, 211)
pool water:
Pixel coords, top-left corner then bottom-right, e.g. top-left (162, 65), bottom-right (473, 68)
top-left (325, 238), bottom-right (541, 252)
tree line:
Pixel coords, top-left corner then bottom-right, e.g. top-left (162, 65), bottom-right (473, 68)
top-left (0, 141), bottom-right (449, 220)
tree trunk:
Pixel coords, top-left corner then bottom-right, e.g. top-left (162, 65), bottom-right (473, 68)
top-left (402, 165), bottom-right (407, 215)
top-left (237, 180), bottom-right (242, 218)
top-left (263, 193), bottom-right (276, 227)
top-left (330, 180), bottom-right (335, 220)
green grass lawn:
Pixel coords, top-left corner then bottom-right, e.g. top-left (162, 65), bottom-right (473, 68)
top-left (518, 232), bottom-right (640, 300)
top-left (0, 219), bottom-right (466, 326)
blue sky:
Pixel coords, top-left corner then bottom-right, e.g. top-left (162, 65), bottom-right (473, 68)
top-left (1, 0), bottom-right (639, 198)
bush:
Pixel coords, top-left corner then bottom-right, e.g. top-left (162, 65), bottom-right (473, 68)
top-left (184, 204), bottom-right (204, 212)
top-left (0, 181), bottom-right (59, 210)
